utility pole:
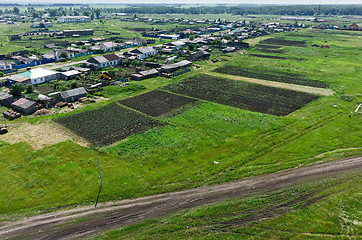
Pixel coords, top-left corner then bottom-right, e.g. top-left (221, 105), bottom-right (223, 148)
top-left (95, 156), bottom-right (103, 207)
top-left (0, 105), bottom-right (7, 128)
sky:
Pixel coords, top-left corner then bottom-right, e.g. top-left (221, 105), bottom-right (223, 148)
top-left (2, 0), bottom-right (362, 5)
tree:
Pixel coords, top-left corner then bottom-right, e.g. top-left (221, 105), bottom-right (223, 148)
top-left (13, 7), bottom-right (20, 15)
top-left (10, 83), bottom-right (25, 97)
top-left (94, 9), bottom-right (101, 19)
top-left (70, 80), bottom-right (78, 89)
top-left (25, 84), bottom-right (35, 94)
top-left (60, 52), bottom-right (69, 59)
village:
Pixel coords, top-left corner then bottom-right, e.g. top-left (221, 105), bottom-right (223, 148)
top-left (0, 11), bottom-right (360, 131)
top-left (0, 14), bottom-right (307, 131)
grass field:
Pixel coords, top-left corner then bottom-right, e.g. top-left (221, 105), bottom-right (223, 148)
top-left (89, 170), bottom-right (362, 239)
top-left (0, 27), bottom-right (361, 225)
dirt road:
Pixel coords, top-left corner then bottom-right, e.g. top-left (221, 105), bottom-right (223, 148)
top-left (0, 156), bottom-right (361, 240)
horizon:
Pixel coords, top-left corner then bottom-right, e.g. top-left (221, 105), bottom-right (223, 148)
top-left (1, 1), bottom-right (362, 6)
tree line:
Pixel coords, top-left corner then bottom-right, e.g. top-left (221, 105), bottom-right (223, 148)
top-left (1, 5), bottom-right (361, 17)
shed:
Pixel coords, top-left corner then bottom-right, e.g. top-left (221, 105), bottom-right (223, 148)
top-left (11, 98), bottom-right (37, 115)
top-left (61, 70), bottom-right (81, 80)
top-left (0, 91), bottom-right (14, 107)
top-left (58, 87), bottom-right (87, 103)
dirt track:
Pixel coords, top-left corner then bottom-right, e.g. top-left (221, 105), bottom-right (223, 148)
top-left (0, 156), bottom-right (361, 240)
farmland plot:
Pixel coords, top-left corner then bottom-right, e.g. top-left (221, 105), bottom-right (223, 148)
top-left (163, 75), bottom-right (319, 116)
top-left (249, 54), bottom-right (287, 60)
top-left (120, 90), bottom-right (197, 117)
top-left (260, 38), bottom-right (306, 47)
top-left (214, 65), bottom-right (329, 88)
top-left (55, 103), bottom-right (162, 146)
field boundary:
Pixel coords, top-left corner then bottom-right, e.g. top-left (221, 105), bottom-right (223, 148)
top-left (207, 72), bottom-right (334, 96)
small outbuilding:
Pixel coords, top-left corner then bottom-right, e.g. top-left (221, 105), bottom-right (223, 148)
top-left (11, 98), bottom-right (37, 115)
top-left (58, 87), bottom-right (87, 103)
top-left (61, 70), bottom-right (81, 80)
top-left (0, 91), bottom-right (14, 107)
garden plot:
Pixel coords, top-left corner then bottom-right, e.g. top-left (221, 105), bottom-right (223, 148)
top-left (249, 54), bottom-right (287, 60)
top-left (163, 74), bottom-right (319, 116)
top-left (120, 90), bottom-right (197, 117)
top-left (213, 65), bottom-right (329, 88)
top-left (260, 38), bottom-right (306, 47)
top-left (55, 103), bottom-right (162, 146)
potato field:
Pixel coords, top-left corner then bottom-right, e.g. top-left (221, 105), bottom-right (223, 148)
top-left (213, 65), bottom-right (329, 88)
top-left (120, 90), bottom-right (197, 117)
top-left (55, 103), bottom-right (162, 146)
top-left (163, 74), bottom-right (320, 116)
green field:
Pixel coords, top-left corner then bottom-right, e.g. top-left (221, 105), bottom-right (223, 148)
top-left (89, 170), bottom-right (362, 239)
top-left (0, 26), bottom-right (361, 234)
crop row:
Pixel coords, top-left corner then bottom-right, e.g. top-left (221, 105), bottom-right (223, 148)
top-left (120, 90), bottom-right (197, 117)
top-left (213, 65), bottom-right (329, 88)
top-left (55, 103), bottom-right (162, 146)
top-left (255, 44), bottom-right (282, 49)
top-left (260, 38), bottom-right (306, 47)
top-left (250, 54), bottom-right (287, 59)
top-left (162, 74), bottom-right (320, 116)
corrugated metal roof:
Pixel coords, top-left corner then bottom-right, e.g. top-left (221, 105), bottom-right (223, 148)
top-left (59, 87), bottom-right (87, 99)
top-left (0, 91), bottom-right (13, 101)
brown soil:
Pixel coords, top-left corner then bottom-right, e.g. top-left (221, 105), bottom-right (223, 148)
top-left (0, 156), bottom-right (360, 239)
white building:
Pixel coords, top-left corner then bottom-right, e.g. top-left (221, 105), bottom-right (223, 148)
top-left (17, 68), bottom-right (59, 85)
top-left (0, 60), bottom-right (13, 71)
top-left (58, 16), bottom-right (91, 23)
top-left (130, 47), bottom-right (158, 60)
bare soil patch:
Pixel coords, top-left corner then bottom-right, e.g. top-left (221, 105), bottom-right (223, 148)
top-left (1, 121), bottom-right (89, 149)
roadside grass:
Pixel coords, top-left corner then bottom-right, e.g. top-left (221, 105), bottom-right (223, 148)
top-left (0, 28), bottom-right (361, 219)
top-left (89, 170), bottom-right (362, 239)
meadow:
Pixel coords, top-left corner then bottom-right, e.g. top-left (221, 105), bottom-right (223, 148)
top-left (89, 170), bottom-right (362, 239)
top-left (0, 27), bottom-right (361, 224)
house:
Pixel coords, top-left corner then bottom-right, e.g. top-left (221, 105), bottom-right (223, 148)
top-left (160, 60), bottom-right (192, 73)
top-left (6, 75), bottom-right (31, 85)
top-left (91, 41), bottom-right (118, 52)
top-left (31, 22), bottom-right (53, 28)
top-left (188, 50), bottom-right (210, 61)
top-left (61, 70), bottom-right (81, 80)
top-left (127, 37), bottom-right (146, 46)
top-left (350, 23), bottom-right (360, 30)
top-left (223, 47), bottom-right (236, 53)
top-left (165, 40), bottom-right (187, 50)
top-left (16, 68), bottom-right (59, 85)
top-left (84, 54), bottom-right (121, 70)
top-left (11, 98), bottom-right (37, 115)
top-left (129, 47), bottom-right (157, 60)
top-left (131, 69), bottom-right (159, 80)
top-left (0, 60), bottom-right (13, 71)
top-left (58, 87), bottom-right (87, 103)
top-left (58, 16), bottom-right (91, 23)
top-left (0, 91), bottom-right (14, 107)
top-left (43, 49), bottom-right (75, 61)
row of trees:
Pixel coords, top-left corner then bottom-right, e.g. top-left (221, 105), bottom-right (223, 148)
top-left (102, 5), bottom-right (362, 16)
top-left (1, 5), bottom-right (361, 17)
